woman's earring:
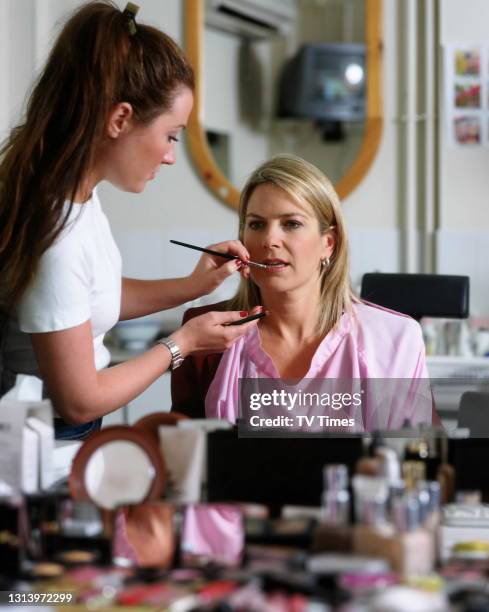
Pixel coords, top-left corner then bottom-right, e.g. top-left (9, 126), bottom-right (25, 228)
top-left (321, 257), bottom-right (330, 268)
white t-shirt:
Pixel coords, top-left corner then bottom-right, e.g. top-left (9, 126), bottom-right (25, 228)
top-left (4, 189), bottom-right (122, 378)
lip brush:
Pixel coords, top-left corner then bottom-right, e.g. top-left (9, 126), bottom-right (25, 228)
top-left (170, 239), bottom-right (268, 269)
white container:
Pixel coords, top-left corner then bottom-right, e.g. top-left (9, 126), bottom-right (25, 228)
top-left (113, 320), bottom-right (161, 350)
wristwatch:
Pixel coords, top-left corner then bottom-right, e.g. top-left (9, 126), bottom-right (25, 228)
top-left (156, 337), bottom-right (184, 370)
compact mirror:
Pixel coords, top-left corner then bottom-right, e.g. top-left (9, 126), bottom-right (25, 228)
top-left (113, 502), bottom-right (176, 568)
top-left (84, 441), bottom-right (155, 510)
top-left (70, 426), bottom-right (166, 511)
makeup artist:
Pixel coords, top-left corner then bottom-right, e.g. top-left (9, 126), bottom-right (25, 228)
top-left (0, 1), bottom-right (259, 440)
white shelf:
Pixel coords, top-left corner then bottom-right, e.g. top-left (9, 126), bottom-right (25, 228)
top-left (427, 355), bottom-right (489, 380)
top-left (427, 356), bottom-right (489, 419)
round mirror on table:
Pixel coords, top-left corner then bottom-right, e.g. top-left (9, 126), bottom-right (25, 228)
top-left (185, 0), bottom-right (383, 208)
top-left (69, 426), bottom-right (166, 511)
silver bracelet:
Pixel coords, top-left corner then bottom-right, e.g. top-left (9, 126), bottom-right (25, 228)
top-left (156, 337), bottom-right (184, 370)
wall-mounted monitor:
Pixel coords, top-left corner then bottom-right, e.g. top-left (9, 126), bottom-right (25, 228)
top-left (278, 43), bottom-right (366, 123)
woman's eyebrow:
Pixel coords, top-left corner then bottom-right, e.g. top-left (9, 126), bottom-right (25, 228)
top-left (245, 212), bottom-right (307, 219)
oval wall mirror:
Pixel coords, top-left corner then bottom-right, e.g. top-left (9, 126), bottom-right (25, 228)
top-left (185, 0), bottom-right (383, 209)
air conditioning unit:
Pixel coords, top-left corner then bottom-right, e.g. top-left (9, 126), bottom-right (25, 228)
top-left (205, 0), bottom-right (297, 39)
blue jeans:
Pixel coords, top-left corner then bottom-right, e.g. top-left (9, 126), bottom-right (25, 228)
top-left (54, 418), bottom-right (103, 441)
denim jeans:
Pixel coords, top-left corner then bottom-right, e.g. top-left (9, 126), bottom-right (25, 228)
top-left (54, 417), bottom-right (103, 441)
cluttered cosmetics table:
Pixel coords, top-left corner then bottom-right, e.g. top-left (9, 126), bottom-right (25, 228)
top-left (6, 418), bottom-right (489, 609)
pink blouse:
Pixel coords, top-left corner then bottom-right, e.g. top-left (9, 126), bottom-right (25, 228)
top-left (205, 302), bottom-right (432, 431)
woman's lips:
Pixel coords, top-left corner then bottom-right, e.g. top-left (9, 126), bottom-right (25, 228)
top-left (261, 259), bottom-right (290, 273)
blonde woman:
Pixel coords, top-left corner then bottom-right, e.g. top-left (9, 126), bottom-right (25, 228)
top-left (172, 155), bottom-right (438, 430)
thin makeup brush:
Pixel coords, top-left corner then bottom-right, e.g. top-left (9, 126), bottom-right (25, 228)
top-left (170, 239), bottom-right (268, 269)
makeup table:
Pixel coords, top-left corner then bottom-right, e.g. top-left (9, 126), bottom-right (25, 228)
top-left (12, 531), bottom-right (489, 611)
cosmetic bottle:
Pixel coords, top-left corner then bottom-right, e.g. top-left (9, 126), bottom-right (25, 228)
top-left (417, 483), bottom-right (431, 526)
top-left (404, 431), bottom-right (445, 482)
top-left (321, 464), bottom-right (350, 526)
top-left (401, 460), bottom-right (426, 490)
top-left (354, 432), bottom-right (383, 477)
top-left (420, 480), bottom-right (441, 531)
top-left (353, 480), bottom-right (435, 575)
top-left (417, 481), bottom-right (441, 564)
top-left (313, 464), bottom-right (353, 553)
top-left (352, 497), bottom-right (396, 563)
top-left (376, 447), bottom-right (402, 489)
top-left (355, 456), bottom-right (380, 477)
top-left (355, 434), bottom-right (403, 489)
top-left (436, 436), bottom-right (455, 504)
top-left (404, 437), bottom-right (429, 461)
top-left (390, 492), bottom-right (435, 576)
top-left (387, 481), bottom-right (407, 521)
top-left (352, 476), bottom-right (395, 562)
top-left (352, 475), bottom-right (389, 523)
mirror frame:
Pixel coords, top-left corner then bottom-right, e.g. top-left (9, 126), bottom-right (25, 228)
top-left (184, 0), bottom-right (383, 209)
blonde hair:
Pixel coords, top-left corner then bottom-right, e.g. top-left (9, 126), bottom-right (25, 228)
top-left (228, 154), bottom-right (358, 335)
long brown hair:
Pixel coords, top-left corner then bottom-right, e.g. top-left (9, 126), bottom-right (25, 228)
top-left (228, 154), bottom-right (359, 335)
top-left (0, 1), bottom-right (194, 310)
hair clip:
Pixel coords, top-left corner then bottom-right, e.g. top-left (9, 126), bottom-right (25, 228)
top-left (123, 2), bottom-right (139, 36)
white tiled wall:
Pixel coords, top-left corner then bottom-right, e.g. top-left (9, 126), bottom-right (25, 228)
top-left (436, 229), bottom-right (489, 316)
top-left (348, 228), bottom-right (401, 293)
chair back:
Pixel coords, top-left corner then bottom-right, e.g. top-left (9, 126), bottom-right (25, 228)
top-left (360, 273), bottom-right (469, 320)
top-left (458, 391), bottom-right (489, 437)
